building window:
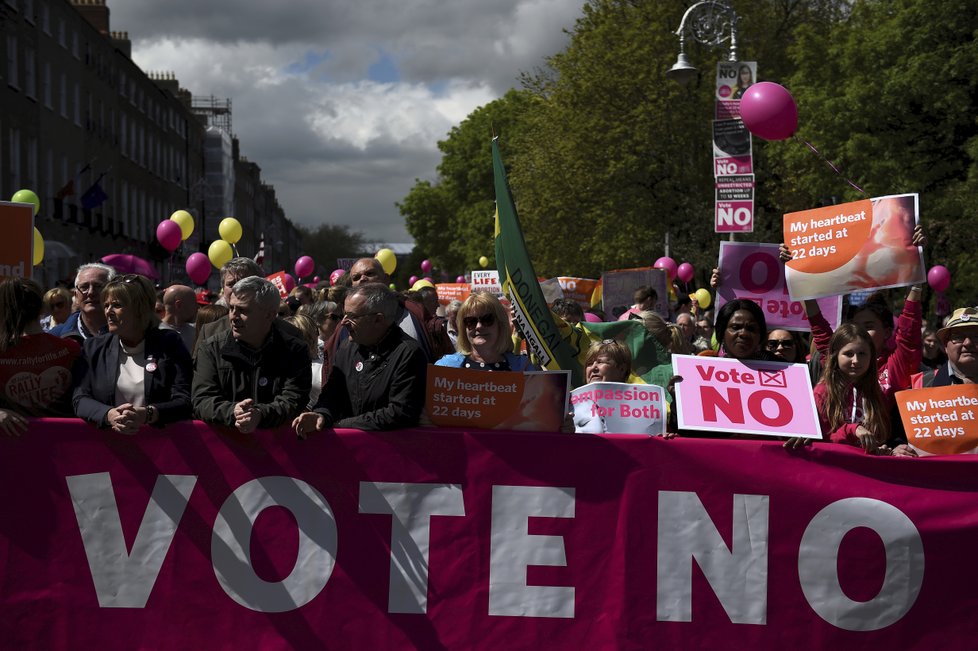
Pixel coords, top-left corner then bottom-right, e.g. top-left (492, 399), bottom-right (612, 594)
top-left (9, 128), bottom-right (21, 191)
top-left (40, 3), bottom-right (49, 33)
top-left (6, 36), bottom-right (18, 89)
top-left (23, 0), bottom-right (34, 23)
top-left (42, 61), bottom-right (51, 108)
top-left (73, 82), bottom-right (80, 125)
top-left (59, 72), bottom-right (67, 117)
top-left (57, 18), bottom-right (66, 48)
top-left (24, 47), bottom-right (36, 99)
top-left (72, 30), bottom-right (79, 58)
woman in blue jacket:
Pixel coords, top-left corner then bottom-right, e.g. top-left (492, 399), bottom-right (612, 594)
top-left (435, 292), bottom-right (538, 372)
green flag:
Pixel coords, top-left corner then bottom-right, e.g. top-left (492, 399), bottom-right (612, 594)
top-left (492, 138), bottom-right (583, 386)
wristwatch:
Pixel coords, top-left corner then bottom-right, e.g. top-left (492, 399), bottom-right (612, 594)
top-left (146, 405), bottom-right (158, 424)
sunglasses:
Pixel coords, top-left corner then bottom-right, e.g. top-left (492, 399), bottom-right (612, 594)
top-left (766, 339), bottom-right (795, 349)
top-left (463, 314), bottom-right (495, 329)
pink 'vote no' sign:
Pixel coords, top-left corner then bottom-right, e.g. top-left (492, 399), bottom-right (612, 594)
top-left (673, 355), bottom-right (821, 439)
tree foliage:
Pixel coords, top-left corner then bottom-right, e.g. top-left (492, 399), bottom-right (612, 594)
top-left (402, 0), bottom-right (978, 307)
top-left (294, 223), bottom-right (364, 274)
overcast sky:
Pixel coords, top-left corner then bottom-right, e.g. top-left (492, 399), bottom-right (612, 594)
top-left (110, 0), bottom-right (585, 244)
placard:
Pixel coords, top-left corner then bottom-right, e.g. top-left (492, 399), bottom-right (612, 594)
top-left (426, 366), bottom-right (569, 432)
top-left (571, 382), bottom-right (666, 435)
top-left (434, 283), bottom-right (470, 306)
top-left (265, 271), bottom-right (290, 299)
top-left (601, 267), bottom-right (668, 319)
top-left (896, 385), bottom-right (978, 456)
top-left (470, 270), bottom-right (503, 297)
top-left (716, 241), bottom-right (842, 332)
top-left (715, 60), bottom-right (757, 119)
top-left (672, 354), bottom-right (820, 439)
top-left (784, 194), bottom-right (925, 300)
top-left (0, 202), bottom-right (35, 280)
top-left (557, 277), bottom-right (599, 308)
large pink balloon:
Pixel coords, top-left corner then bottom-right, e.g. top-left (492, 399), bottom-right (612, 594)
top-left (676, 262), bottom-right (695, 284)
top-left (654, 256), bottom-right (678, 281)
top-left (295, 255), bottom-right (315, 278)
top-left (329, 268), bottom-right (345, 286)
top-left (408, 275), bottom-right (419, 286)
top-left (185, 252), bottom-right (211, 285)
top-left (156, 220), bottom-right (182, 253)
top-left (927, 265), bottom-right (951, 293)
top-left (420, 259), bottom-right (432, 273)
top-left (284, 273), bottom-right (296, 293)
top-left (740, 82), bottom-right (798, 141)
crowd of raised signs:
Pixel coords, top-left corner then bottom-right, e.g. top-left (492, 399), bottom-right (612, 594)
top-left (0, 241), bottom-right (967, 457)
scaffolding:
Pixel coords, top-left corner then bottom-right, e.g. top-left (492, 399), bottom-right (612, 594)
top-left (192, 96), bottom-right (233, 135)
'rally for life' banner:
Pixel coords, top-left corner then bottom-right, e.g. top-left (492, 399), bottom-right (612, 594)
top-left (673, 354), bottom-right (821, 439)
top-left (4, 419), bottom-right (978, 649)
top-left (716, 241), bottom-right (843, 332)
top-left (784, 194), bottom-right (925, 300)
top-left (426, 366), bottom-right (570, 432)
top-left (0, 202), bottom-right (35, 281)
top-left (571, 381), bottom-right (666, 435)
top-left (896, 384), bottom-right (978, 456)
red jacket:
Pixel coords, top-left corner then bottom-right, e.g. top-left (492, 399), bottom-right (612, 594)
top-left (813, 381), bottom-right (864, 446)
top-left (810, 298), bottom-right (922, 401)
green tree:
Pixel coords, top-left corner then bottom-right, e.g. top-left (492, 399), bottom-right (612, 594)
top-left (400, 89), bottom-right (536, 275)
top-left (294, 223), bottom-right (364, 277)
top-left (765, 0), bottom-right (978, 314)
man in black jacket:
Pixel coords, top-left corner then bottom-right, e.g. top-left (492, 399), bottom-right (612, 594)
top-left (193, 277), bottom-right (311, 433)
top-left (292, 283), bottom-right (426, 436)
top-left (918, 307), bottom-right (978, 387)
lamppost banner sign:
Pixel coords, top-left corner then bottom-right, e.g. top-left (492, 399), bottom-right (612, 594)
top-left (715, 60), bottom-right (757, 119)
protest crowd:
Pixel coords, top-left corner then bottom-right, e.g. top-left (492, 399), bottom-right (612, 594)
top-left (0, 224), bottom-right (962, 459)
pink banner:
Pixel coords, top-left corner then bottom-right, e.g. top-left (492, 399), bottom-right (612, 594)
top-left (717, 241), bottom-right (843, 332)
top-left (3, 420), bottom-right (978, 648)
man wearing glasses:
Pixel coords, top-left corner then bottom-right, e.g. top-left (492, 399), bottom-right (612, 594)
top-left (50, 263), bottom-right (116, 340)
top-left (914, 308), bottom-right (978, 387)
top-left (292, 283), bottom-right (426, 436)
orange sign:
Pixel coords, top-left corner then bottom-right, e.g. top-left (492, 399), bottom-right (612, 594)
top-left (435, 283), bottom-right (470, 306)
top-left (784, 199), bottom-right (873, 274)
top-left (426, 365), bottom-right (570, 432)
top-left (896, 385), bottom-right (978, 456)
top-left (557, 277), bottom-right (598, 308)
top-left (0, 202), bottom-right (34, 281)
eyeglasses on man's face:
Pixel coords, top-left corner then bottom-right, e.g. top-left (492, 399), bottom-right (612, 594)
top-left (342, 311), bottom-right (380, 323)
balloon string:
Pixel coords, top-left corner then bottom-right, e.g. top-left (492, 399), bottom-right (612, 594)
top-left (797, 137), bottom-right (867, 196)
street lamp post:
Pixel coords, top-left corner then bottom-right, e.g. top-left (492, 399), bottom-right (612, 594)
top-left (666, 1), bottom-right (741, 245)
top-left (667, 1), bottom-right (739, 86)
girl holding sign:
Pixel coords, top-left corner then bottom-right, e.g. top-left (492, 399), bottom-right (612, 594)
top-left (814, 324), bottom-right (896, 454)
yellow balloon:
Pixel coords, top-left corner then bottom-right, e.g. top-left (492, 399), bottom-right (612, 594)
top-left (694, 288), bottom-right (712, 310)
top-left (479, 256), bottom-right (489, 268)
top-left (208, 240), bottom-right (233, 269)
top-left (33, 227), bottom-right (44, 266)
top-left (411, 279), bottom-right (434, 291)
top-left (219, 217), bottom-right (243, 244)
top-left (170, 210), bottom-right (195, 240)
top-left (375, 248), bottom-right (396, 275)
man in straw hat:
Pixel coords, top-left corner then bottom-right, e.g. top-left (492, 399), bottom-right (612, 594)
top-left (914, 307), bottom-right (978, 387)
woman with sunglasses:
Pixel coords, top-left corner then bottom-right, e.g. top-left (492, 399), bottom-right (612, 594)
top-left (74, 274), bottom-right (193, 433)
top-left (40, 287), bottom-right (73, 332)
top-left (765, 329), bottom-right (807, 364)
top-left (435, 293), bottom-right (538, 371)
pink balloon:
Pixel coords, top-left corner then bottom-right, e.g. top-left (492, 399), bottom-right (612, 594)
top-left (329, 268), bottom-right (345, 286)
top-left (927, 265), bottom-right (951, 293)
top-left (676, 262), bottom-right (695, 284)
top-left (740, 82), bottom-right (798, 141)
top-left (583, 312), bottom-right (603, 323)
top-left (654, 256), bottom-right (678, 281)
top-left (409, 275), bottom-right (419, 286)
top-left (295, 255), bottom-right (315, 278)
top-left (423, 276), bottom-right (432, 283)
top-left (313, 276), bottom-right (321, 283)
top-left (420, 259), bottom-right (432, 273)
top-left (156, 220), bottom-right (182, 253)
top-left (284, 273), bottom-right (296, 293)
top-left (456, 275), bottom-right (466, 283)
top-left (185, 252), bottom-right (211, 285)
